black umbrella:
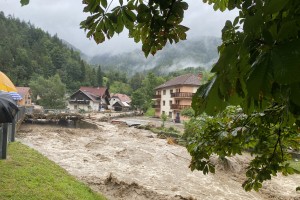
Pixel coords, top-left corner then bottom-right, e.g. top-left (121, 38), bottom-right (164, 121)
top-left (0, 93), bottom-right (19, 123)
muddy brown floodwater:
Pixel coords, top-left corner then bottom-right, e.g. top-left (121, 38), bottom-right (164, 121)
top-left (17, 117), bottom-right (300, 200)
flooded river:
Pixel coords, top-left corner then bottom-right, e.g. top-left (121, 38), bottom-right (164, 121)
top-left (17, 118), bottom-right (300, 200)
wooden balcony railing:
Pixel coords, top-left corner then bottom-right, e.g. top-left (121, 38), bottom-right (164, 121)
top-left (69, 99), bottom-right (90, 104)
top-left (170, 104), bottom-right (191, 110)
top-left (171, 92), bottom-right (194, 98)
top-left (152, 104), bottom-right (161, 109)
top-left (153, 94), bottom-right (161, 99)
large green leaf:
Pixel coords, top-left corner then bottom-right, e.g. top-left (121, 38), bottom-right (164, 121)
top-left (192, 76), bottom-right (227, 116)
top-left (290, 83), bottom-right (300, 107)
top-left (100, 0), bottom-right (107, 8)
top-left (264, 0), bottom-right (289, 14)
top-left (20, 0), bottom-right (29, 6)
top-left (211, 44), bottom-right (238, 73)
top-left (124, 8), bottom-right (136, 22)
top-left (272, 39), bottom-right (300, 84)
top-left (246, 52), bottom-right (273, 101)
top-left (277, 20), bottom-right (298, 41)
top-left (243, 10), bottom-right (263, 36)
top-left (203, 0), bottom-right (229, 11)
top-left (93, 31), bottom-right (105, 43)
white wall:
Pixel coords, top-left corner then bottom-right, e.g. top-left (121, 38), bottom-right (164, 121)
top-left (110, 98), bottom-right (119, 107)
top-left (160, 88), bottom-right (174, 118)
top-left (67, 101), bottom-right (99, 112)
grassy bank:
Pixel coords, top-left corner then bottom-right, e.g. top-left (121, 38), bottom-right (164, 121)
top-left (0, 142), bottom-right (106, 200)
top-left (289, 160), bottom-right (300, 172)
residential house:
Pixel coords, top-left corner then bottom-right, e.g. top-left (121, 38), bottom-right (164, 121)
top-left (16, 87), bottom-right (32, 106)
top-left (112, 101), bottom-right (131, 112)
top-left (68, 87), bottom-right (110, 112)
top-left (110, 93), bottom-right (131, 111)
top-left (152, 73), bottom-right (202, 122)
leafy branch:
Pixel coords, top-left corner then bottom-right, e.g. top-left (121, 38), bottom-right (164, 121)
top-left (185, 105), bottom-right (299, 191)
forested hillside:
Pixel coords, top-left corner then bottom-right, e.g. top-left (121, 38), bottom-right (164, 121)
top-left (89, 37), bottom-right (220, 76)
top-left (0, 12), bottom-right (98, 92)
top-left (0, 11), bottom-right (210, 98)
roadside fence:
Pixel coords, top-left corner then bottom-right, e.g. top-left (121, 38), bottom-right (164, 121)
top-left (0, 106), bottom-right (26, 159)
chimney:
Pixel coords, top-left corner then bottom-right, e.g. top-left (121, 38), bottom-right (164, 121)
top-left (198, 72), bottom-right (203, 80)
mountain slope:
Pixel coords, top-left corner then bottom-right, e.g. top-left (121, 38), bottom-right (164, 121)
top-left (0, 12), bottom-right (97, 91)
top-left (90, 37), bottom-right (221, 75)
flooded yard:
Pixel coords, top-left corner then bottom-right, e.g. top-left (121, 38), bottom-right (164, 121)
top-left (16, 116), bottom-right (300, 200)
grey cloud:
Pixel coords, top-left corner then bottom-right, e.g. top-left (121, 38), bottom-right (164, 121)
top-left (0, 0), bottom-right (238, 56)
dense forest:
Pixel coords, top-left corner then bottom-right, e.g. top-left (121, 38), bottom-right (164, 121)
top-left (0, 12), bottom-right (98, 92)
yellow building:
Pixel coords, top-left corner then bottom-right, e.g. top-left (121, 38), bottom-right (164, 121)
top-left (16, 87), bottom-right (32, 106)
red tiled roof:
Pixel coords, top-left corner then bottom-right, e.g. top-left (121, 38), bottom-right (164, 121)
top-left (111, 93), bottom-right (131, 103)
top-left (16, 87), bottom-right (31, 98)
top-left (155, 74), bottom-right (201, 90)
top-left (79, 87), bottom-right (107, 97)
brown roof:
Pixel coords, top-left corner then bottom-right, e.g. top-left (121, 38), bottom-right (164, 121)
top-left (16, 87), bottom-right (31, 98)
top-left (111, 93), bottom-right (131, 103)
top-left (81, 91), bottom-right (99, 102)
top-left (79, 87), bottom-right (107, 97)
top-left (155, 74), bottom-right (201, 90)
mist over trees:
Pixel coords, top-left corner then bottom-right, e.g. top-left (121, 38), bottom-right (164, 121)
top-left (89, 37), bottom-right (220, 76)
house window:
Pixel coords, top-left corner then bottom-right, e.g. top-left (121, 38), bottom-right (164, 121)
top-left (176, 88), bottom-right (180, 93)
top-left (162, 111), bottom-right (165, 115)
top-left (175, 100), bottom-right (180, 104)
top-left (163, 101), bottom-right (165, 106)
top-left (169, 112), bottom-right (172, 118)
top-left (169, 100), bottom-right (172, 105)
top-left (170, 89), bottom-right (173, 94)
top-left (163, 90), bottom-right (166, 95)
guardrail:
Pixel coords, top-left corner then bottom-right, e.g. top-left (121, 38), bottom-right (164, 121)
top-left (0, 106), bottom-right (26, 159)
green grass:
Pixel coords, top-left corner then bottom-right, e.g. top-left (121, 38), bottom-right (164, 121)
top-left (145, 108), bottom-right (155, 117)
top-left (289, 160), bottom-right (300, 172)
top-left (0, 142), bottom-right (106, 200)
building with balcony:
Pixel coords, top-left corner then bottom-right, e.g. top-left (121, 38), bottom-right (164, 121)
top-left (152, 73), bottom-right (202, 122)
top-left (68, 87), bottom-right (110, 112)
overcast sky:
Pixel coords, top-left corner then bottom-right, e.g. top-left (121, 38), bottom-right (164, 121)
top-left (0, 0), bottom-right (238, 56)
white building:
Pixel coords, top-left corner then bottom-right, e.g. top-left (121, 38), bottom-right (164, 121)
top-left (153, 73), bottom-right (202, 122)
top-left (68, 87), bottom-right (110, 112)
